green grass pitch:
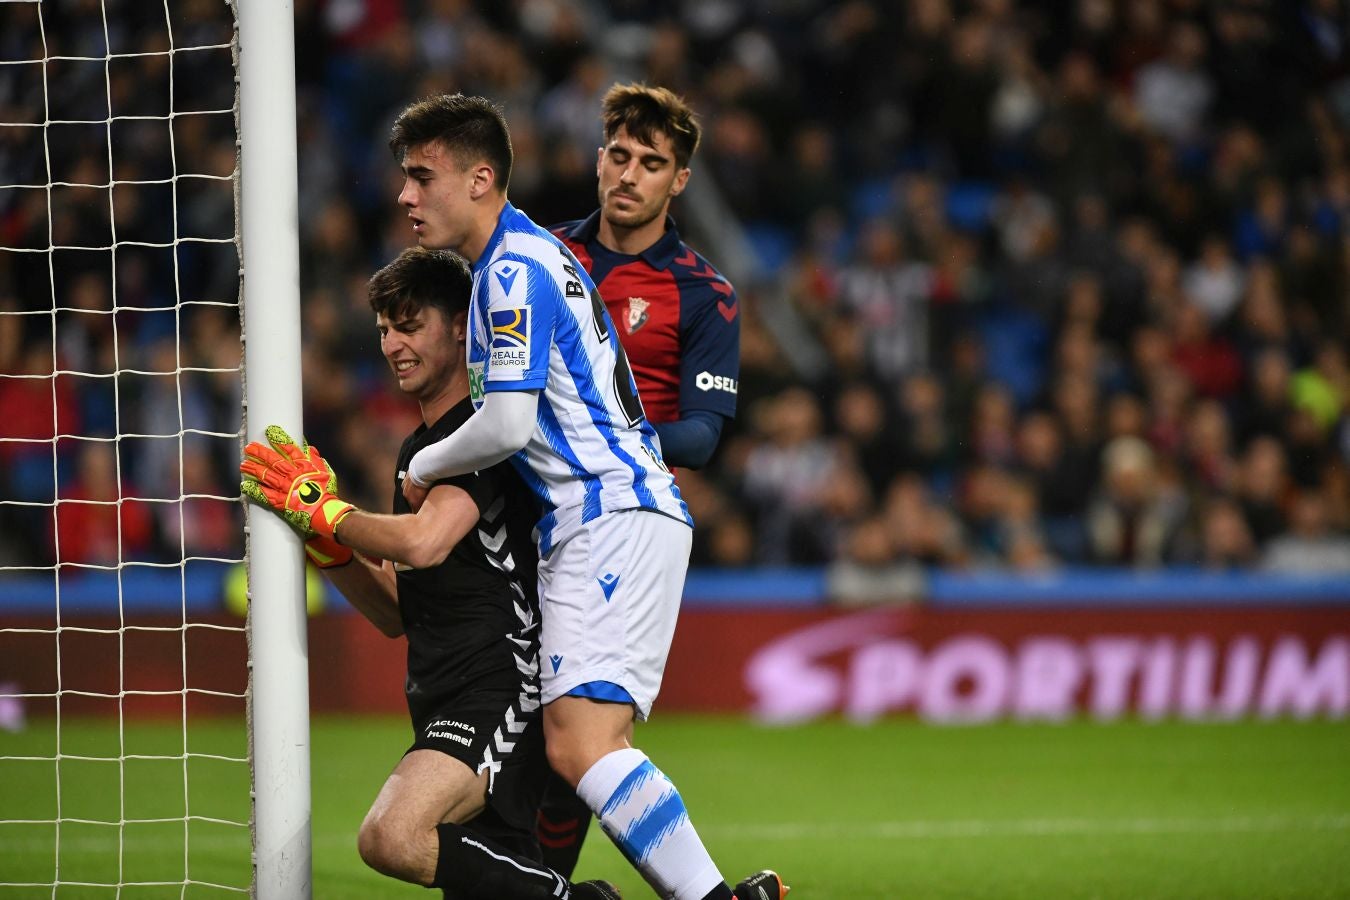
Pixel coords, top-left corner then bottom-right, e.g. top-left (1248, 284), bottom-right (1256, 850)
top-left (1, 715), bottom-right (1347, 898)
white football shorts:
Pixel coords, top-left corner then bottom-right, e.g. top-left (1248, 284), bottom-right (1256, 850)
top-left (536, 508), bottom-right (692, 720)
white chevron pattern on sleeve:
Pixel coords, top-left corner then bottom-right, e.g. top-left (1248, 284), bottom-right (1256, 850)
top-left (479, 523), bottom-right (508, 553)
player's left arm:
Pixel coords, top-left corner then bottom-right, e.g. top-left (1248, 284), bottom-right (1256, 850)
top-left (320, 555), bottom-right (404, 637)
top-left (658, 277), bottom-right (740, 469)
top-left (406, 252), bottom-right (557, 492)
top-left (403, 389), bottom-right (539, 492)
top-left (651, 410), bottom-right (725, 469)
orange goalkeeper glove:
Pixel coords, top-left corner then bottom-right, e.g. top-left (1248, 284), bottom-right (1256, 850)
top-left (240, 424), bottom-right (356, 543)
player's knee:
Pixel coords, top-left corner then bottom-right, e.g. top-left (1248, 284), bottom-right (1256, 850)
top-left (544, 736), bottom-right (594, 788)
top-left (543, 701), bottom-right (632, 787)
top-left (358, 816), bottom-right (432, 885)
top-left (356, 817), bottom-right (396, 876)
top-left (542, 732), bottom-right (574, 784)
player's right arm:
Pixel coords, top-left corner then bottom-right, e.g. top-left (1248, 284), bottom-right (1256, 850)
top-left (294, 486), bottom-right (482, 639)
top-left (240, 425), bottom-right (481, 634)
top-left (335, 483), bottom-right (481, 570)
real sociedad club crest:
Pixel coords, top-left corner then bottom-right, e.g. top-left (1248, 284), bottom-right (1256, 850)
top-left (626, 296), bottom-right (649, 334)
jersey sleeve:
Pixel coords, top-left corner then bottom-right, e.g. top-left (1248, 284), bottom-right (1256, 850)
top-left (395, 432), bottom-right (498, 517)
top-left (679, 281), bottom-right (741, 419)
top-left (436, 468), bottom-right (501, 518)
top-left (482, 254), bottom-right (555, 391)
top-left (403, 436), bottom-right (501, 518)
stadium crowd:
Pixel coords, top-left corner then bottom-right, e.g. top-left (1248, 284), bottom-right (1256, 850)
top-left (2, 0), bottom-right (1348, 577)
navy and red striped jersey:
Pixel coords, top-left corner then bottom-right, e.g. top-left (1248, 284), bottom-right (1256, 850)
top-left (551, 211), bottom-right (739, 426)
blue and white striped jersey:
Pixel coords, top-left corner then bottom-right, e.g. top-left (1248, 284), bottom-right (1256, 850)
top-left (467, 202), bottom-right (691, 556)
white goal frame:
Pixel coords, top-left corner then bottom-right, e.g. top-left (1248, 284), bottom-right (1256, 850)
top-left (0, 0), bottom-right (312, 895)
top-left (236, 1), bottom-right (312, 898)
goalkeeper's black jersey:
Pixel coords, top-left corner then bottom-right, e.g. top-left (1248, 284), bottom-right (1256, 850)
top-left (393, 399), bottom-right (541, 725)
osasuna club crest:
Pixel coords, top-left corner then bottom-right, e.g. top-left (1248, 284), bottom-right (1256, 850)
top-left (625, 296), bottom-right (649, 334)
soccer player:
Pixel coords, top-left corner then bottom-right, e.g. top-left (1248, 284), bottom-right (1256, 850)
top-left (389, 93), bottom-right (784, 900)
top-left (240, 247), bottom-right (619, 900)
top-left (540, 82), bottom-right (741, 876)
top-left (551, 83), bottom-right (739, 471)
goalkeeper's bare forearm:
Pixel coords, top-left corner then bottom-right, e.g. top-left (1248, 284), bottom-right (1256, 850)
top-left (334, 483), bottom-right (480, 570)
top-left (318, 485), bottom-right (479, 637)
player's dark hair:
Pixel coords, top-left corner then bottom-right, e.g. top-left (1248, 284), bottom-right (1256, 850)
top-left (601, 83), bottom-right (701, 169)
top-left (388, 93), bottom-right (513, 191)
top-left (368, 247), bottom-right (472, 324)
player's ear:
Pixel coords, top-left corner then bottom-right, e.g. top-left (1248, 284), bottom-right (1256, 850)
top-left (451, 310), bottom-right (468, 343)
top-left (595, 145), bottom-right (605, 176)
top-left (469, 163), bottom-right (496, 199)
top-left (670, 166), bottom-right (691, 198)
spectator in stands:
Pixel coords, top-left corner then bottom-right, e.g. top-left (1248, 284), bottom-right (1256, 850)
top-left (1235, 436), bottom-right (1292, 545)
top-left (882, 473), bottom-right (969, 569)
top-left (1015, 409), bottom-right (1090, 561)
top-left (1262, 492), bottom-right (1350, 573)
top-left (1086, 436), bottom-right (1188, 567)
top-left (771, 123), bottom-right (845, 234)
top-left (831, 380), bottom-right (903, 499)
top-left (1133, 19), bottom-right (1213, 146)
top-left (1232, 261), bottom-right (1303, 364)
top-left (1234, 176), bottom-right (1291, 262)
top-left (964, 382), bottom-right (1018, 470)
top-left (896, 372), bottom-right (957, 482)
top-left (1195, 495), bottom-right (1260, 571)
top-left (742, 386), bottom-right (849, 564)
top-left (1142, 364), bottom-right (1192, 459)
top-left (1104, 391), bottom-right (1148, 442)
top-left (1291, 339), bottom-right (1349, 434)
top-left (1236, 348), bottom-right (1296, 445)
top-left (1036, 51), bottom-right (1131, 210)
top-left (157, 443), bottom-right (242, 558)
top-left (51, 443), bottom-right (155, 566)
top-left (835, 218), bottom-right (933, 382)
top-left (999, 474), bottom-right (1057, 572)
top-left (1182, 234), bottom-right (1245, 325)
top-left (1276, 225), bottom-right (1341, 335)
top-left (1170, 301), bottom-right (1243, 401)
top-left (1181, 399), bottom-right (1238, 494)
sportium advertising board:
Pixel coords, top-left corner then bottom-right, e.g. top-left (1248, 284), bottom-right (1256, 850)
top-left (659, 606), bottom-right (1350, 722)
top-left (3, 591), bottom-right (1347, 722)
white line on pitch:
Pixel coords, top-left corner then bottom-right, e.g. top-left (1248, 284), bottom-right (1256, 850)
top-left (700, 814), bottom-right (1350, 841)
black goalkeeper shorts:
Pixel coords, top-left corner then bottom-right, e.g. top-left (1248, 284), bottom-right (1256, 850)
top-left (406, 683), bottom-right (548, 841)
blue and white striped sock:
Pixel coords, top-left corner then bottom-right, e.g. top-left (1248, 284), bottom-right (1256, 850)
top-left (576, 748), bottom-right (725, 900)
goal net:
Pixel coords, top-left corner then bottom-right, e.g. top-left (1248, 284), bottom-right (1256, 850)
top-left (0, 1), bottom-right (308, 896)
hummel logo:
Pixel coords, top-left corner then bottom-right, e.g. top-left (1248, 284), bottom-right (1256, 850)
top-left (495, 265), bottom-right (520, 295)
top-left (597, 572), bottom-right (620, 602)
top-left (549, 654), bottom-right (563, 673)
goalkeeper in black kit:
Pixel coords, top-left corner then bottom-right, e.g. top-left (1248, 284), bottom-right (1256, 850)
top-left (240, 247), bottom-right (621, 900)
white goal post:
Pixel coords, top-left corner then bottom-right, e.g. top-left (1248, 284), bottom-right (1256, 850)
top-left (0, 0), bottom-right (311, 897)
top-left (236, 0), bottom-right (312, 898)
